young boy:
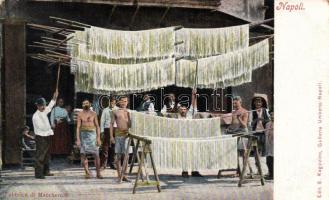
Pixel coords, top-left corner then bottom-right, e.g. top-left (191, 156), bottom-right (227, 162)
top-left (110, 96), bottom-right (131, 182)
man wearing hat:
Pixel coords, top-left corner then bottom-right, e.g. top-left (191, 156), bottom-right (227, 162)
top-left (250, 94), bottom-right (271, 155)
top-left (32, 90), bottom-right (58, 179)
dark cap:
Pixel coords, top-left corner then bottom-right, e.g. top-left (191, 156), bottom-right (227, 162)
top-left (35, 97), bottom-right (47, 106)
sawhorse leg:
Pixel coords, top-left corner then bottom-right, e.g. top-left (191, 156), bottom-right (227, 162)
top-left (133, 143), bottom-right (146, 194)
top-left (238, 137), bottom-right (265, 187)
top-left (129, 139), bottom-right (140, 174)
top-left (148, 146), bottom-right (161, 192)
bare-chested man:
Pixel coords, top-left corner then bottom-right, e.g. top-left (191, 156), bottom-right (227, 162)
top-left (227, 96), bottom-right (249, 134)
top-left (76, 99), bottom-right (102, 179)
top-left (110, 96), bottom-right (131, 182)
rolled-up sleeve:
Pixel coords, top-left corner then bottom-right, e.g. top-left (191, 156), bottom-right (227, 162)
top-left (45, 100), bottom-right (55, 114)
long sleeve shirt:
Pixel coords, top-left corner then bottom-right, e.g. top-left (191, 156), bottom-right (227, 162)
top-left (32, 100), bottom-right (55, 137)
top-left (100, 106), bottom-right (118, 132)
top-left (50, 106), bottom-right (70, 126)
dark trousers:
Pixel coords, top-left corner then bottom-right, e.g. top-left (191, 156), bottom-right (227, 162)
top-left (266, 156), bottom-right (274, 177)
top-left (100, 128), bottom-right (115, 167)
top-left (35, 135), bottom-right (51, 178)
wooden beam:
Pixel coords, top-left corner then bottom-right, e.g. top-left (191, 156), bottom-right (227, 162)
top-left (3, 21), bottom-right (26, 164)
top-left (249, 18), bottom-right (274, 28)
top-left (27, 0), bottom-right (220, 10)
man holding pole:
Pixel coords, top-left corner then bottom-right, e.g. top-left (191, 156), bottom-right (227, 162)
top-left (32, 90), bottom-right (58, 179)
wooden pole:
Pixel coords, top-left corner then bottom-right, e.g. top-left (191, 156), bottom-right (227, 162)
top-left (55, 36), bottom-right (74, 49)
top-left (108, 5), bottom-right (117, 22)
top-left (129, 5), bottom-right (140, 30)
top-left (159, 7), bottom-right (170, 26)
top-left (55, 21), bottom-right (87, 30)
top-left (50, 16), bottom-right (91, 28)
top-left (56, 59), bottom-right (61, 91)
top-left (192, 60), bottom-right (198, 116)
top-left (249, 34), bottom-right (274, 40)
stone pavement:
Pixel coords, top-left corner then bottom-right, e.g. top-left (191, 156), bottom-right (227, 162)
top-left (0, 158), bottom-right (273, 200)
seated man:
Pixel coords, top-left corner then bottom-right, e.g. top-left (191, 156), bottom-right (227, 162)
top-left (22, 125), bottom-right (36, 150)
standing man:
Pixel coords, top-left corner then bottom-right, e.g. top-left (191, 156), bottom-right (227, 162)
top-left (100, 96), bottom-right (118, 170)
top-left (50, 98), bottom-right (72, 155)
top-left (76, 99), bottom-right (102, 179)
top-left (110, 96), bottom-right (131, 182)
top-left (32, 90), bottom-right (58, 179)
top-left (165, 89), bottom-right (202, 178)
top-left (250, 94), bottom-right (271, 155)
top-left (226, 96), bottom-right (250, 176)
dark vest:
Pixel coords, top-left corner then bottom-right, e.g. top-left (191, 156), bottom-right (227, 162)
top-left (137, 101), bottom-right (151, 112)
top-left (251, 108), bottom-right (270, 131)
top-left (166, 101), bottom-right (179, 113)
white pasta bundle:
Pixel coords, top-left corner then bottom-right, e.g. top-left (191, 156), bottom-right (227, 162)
top-left (68, 26), bottom-right (175, 63)
top-left (130, 111), bottom-right (221, 138)
top-left (147, 136), bottom-right (237, 170)
top-left (74, 58), bottom-right (175, 94)
top-left (176, 24), bottom-right (249, 58)
top-left (176, 39), bottom-right (269, 88)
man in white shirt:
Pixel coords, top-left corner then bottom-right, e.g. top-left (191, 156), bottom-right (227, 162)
top-left (32, 90), bottom-right (58, 179)
top-left (100, 97), bottom-right (118, 170)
